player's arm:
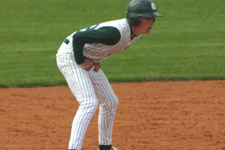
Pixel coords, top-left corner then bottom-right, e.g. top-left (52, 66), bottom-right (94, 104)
top-left (72, 26), bottom-right (121, 65)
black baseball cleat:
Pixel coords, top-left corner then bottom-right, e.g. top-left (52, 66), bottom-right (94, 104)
top-left (98, 147), bottom-right (118, 150)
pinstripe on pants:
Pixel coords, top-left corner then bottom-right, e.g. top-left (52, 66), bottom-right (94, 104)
top-left (57, 51), bottom-right (118, 150)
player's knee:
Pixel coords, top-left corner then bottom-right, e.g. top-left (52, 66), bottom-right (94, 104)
top-left (112, 95), bottom-right (119, 109)
top-left (108, 94), bottom-right (119, 111)
top-left (79, 98), bottom-right (99, 112)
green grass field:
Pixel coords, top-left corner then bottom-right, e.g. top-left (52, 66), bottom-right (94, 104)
top-left (0, 0), bottom-right (225, 87)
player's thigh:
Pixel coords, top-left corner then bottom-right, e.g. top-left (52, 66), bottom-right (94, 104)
top-left (89, 69), bottom-right (118, 108)
top-left (58, 55), bottom-right (97, 103)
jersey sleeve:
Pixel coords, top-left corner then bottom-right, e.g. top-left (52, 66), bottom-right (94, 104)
top-left (72, 26), bottom-right (121, 64)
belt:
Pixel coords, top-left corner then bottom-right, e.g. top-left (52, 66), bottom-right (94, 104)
top-left (64, 39), bottom-right (70, 44)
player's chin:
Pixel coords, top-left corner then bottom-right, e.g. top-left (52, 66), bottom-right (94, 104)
top-left (144, 28), bottom-right (152, 34)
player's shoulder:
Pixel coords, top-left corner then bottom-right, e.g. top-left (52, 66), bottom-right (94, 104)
top-left (98, 18), bottom-right (128, 29)
top-left (98, 18), bottom-right (130, 35)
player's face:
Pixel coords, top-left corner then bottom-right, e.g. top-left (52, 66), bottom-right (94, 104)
top-left (138, 17), bottom-right (155, 34)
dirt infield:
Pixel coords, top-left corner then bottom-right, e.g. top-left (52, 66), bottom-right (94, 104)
top-left (1, 80), bottom-right (225, 150)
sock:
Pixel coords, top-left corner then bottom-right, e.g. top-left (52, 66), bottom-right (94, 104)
top-left (99, 145), bottom-right (112, 150)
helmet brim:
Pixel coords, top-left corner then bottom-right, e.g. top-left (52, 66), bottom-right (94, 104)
top-left (153, 12), bottom-right (163, 17)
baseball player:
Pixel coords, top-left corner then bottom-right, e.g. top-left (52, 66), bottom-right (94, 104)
top-left (56, 0), bottom-right (162, 150)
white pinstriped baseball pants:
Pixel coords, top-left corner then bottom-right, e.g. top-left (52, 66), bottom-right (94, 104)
top-left (56, 52), bottom-right (118, 150)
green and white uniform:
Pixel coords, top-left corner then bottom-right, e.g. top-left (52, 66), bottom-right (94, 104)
top-left (56, 18), bottom-right (141, 150)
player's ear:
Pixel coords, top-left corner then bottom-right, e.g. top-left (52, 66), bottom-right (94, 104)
top-left (127, 17), bottom-right (140, 27)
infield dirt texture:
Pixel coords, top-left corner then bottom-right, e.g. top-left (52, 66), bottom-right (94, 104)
top-left (1, 0), bottom-right (225, 149)
top-left (1, 81), bottom-right (225, 150)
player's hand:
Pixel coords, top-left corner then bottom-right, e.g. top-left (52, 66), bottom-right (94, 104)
top-left (79, 58), bottom-right (94, 71)
top-left (94, 63), bottom-right (101, 72)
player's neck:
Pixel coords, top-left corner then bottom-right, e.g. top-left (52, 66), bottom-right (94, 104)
top-left (131, 26), bottom-right (141, 37)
